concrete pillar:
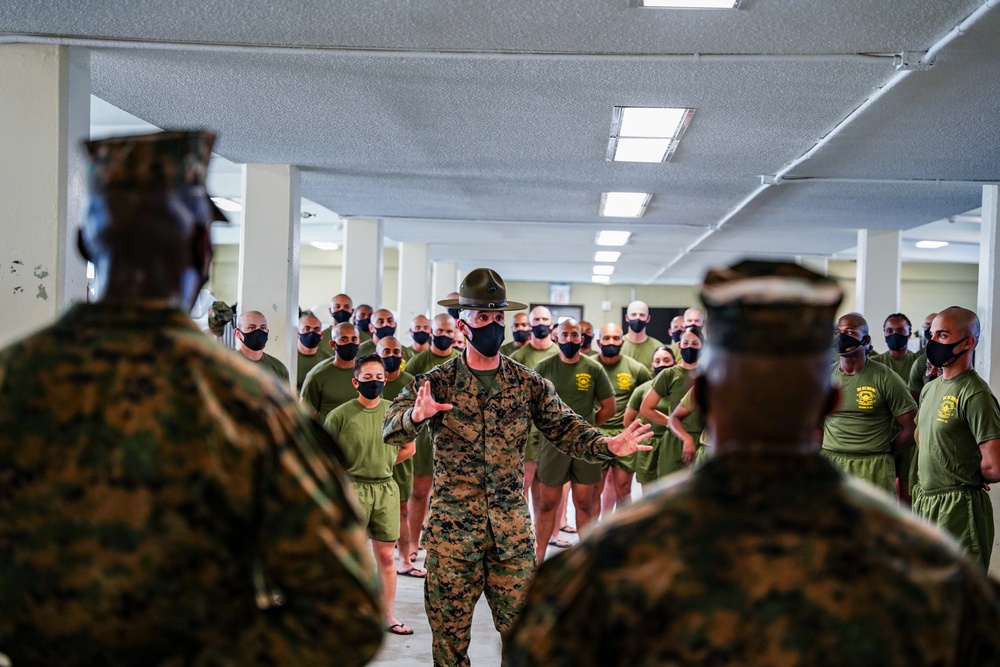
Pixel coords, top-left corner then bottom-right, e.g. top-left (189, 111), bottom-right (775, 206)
top-left (341, 217), bottom-right (383, 308)
top-left (238, 164), bottom-right (301, 384)
top-left (978, 185), bottom-right (1000, 389)
top-left (432, 261), bottom-right (459, 314)
top-left (0, 44), bottom-right (89, 347)
top-left (855, 229), bottom-right (900, 343)
top-left (397, 242), bottom-right (429, 326)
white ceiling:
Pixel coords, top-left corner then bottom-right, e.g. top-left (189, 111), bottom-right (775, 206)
top-left (4, 0), bottom-right (998, 285)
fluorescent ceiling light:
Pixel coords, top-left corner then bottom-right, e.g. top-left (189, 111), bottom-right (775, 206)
top-left (211, 196), bottom-right (242, 212)
top-left (592, 275), bottom-right (611, 283)
top-left (310, 241), bottom-right (340, 251)
top-left (594, 250), bottom-right (622, 262)
top-left (593, 265), bottom-right (615, 275)
top-left (640, 0), bottom-right (739, 8)
top-left (608, 106), bottom-right (694, 163)
top-left (595, 231), bottom-right (631, 247)
top-left (601, 192), bottom-right (650, 218)
top-left (915, 240), bottom-right (949, 249)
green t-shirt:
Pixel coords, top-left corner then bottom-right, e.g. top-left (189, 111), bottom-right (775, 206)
top-left (300, 361), bottom-right (358, 421)
top-left (357, 340), bottom-right (377, 358)
top-left (296, 350), bottom-right (329, 391)
top-left (627, 378), bottom-right (669, 437)
top-left (823, 360), bottom-right (917, 455)
top-left (403, 346), bottom-right (418, 362)
top-left (679, 387), bottom-right (708, 445)
top-left (324, 399), bottom-right (397, 480)
top-left (908, 348), bottom-right (934, 394)
top-left (383, 371), bottom-right (415, 402)
top-left (534, 354), bottom-right (615, 425)
top-left (499, 341), bottom-right (522, 357)
top-left (621, 335), bottom-right (664, 370)
top-left (240, 350), bottom-right (289, 384)
top-left (406, 348), bottom-right (460, 375)
top-left (510, 343), bottom-right (558, 369)
top-left (916, 370), bottom-right (1000, 492)
top-left (650, 365), bottom-right (703, 434)
top-left (871, 350), bottom-right (921, 385)
top-left (597, 355), bottom-right (653, 429)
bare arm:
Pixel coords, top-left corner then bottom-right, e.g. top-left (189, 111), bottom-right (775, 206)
top-left (890, 410), bottom-right (916, 454)
top-left (622, 406), bottom-right (639, 429)
top-left (668, 403), bottom-right (697, 463)
top-left (639, 388), bottom-right (668, 427)
top-left (980, 438), bottom-right (1000, 483)
top-left (594, 396), bottom-right (616, 427)
top-left (395, 440), bottom-right (416, 465)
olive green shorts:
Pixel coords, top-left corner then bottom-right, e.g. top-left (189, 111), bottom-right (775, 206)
top-left (634, 430), bottom-right (664, 484)
top-left (913, 485), bottom-right (994, 570)
top-left (894, 446), bottom-right (914, 483)
top-left (352, 479), bottom-right (400, 543)
top-left (524, 427), bottom-right (541, 464)
top-left (536, 438), bottom-right (602, 486)
top-left (820, 449), bottom-right (895, 494)
top-left (393, 458), bottom-right (414, 499)
top-left (413, 431), bottom-right (434, 477)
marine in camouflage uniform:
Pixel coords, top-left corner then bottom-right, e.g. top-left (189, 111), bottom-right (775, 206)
top-left (383, 268), bottom-right (652, 667)
top-left (507, 260), bottom-right (1000, 667)
top-left (0, 131), bottom-right (382, 666)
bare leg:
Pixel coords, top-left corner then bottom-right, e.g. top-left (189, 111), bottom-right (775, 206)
top-left (534, 483), bottom-right (564, 564)
top-left (408, 474), bottom-right (433, 558)
top-left (397, 500), bottom-right (423, 574)
top-left (571, 482), bottom-right (596, 534)
top-left (555, 483), bottom-right (570, 537)
top-left (613, 467), bottom-right (635, 509)
top-left (373, 539), bottom-right (409, 631)
top-left (600, 467), bottom-right (617, 517)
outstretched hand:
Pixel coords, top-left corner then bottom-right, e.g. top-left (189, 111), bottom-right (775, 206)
top-left (411, 380), bottom-right (454, 424)
top-left (606, 420), bottom-right (654, 457)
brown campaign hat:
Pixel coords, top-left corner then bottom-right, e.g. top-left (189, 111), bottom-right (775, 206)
top-left (700, 259), bottom-right (843, 354)
top-left (438, 267), bottom-right (527, 312)
top-left (84, 130), bottom-right (229, 222)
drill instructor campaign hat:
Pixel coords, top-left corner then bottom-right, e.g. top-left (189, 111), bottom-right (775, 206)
top-left (437, 268), bottom-right (527, 312)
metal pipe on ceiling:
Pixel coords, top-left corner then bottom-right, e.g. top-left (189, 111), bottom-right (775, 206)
top-left (647, 0), bottom-right (1000, 283)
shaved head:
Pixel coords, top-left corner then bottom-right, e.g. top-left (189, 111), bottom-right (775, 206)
top-left (935, 306), bottom-right (980, 340)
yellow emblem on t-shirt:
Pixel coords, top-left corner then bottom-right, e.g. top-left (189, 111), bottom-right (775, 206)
top-left (576, 373), bottom-right (592, 392)
top-left (937, 395), bottom-right (959, 423)
top-left (617, 372), bottom-right (632, 391)
top-left (856, 385), bottom-right (876, 410)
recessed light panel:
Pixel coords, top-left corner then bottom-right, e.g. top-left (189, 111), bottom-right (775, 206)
top-left (211, 196), bottom-right (242, 212)
top-left (596, 231), bottom-right (631, 247)
top-left (594, 250), bottom-right (622, 262)
top-left (593, 265), bottom-right (615, 275)
top-left (601, 192), bottom-right (650, 218)
top-left (915, 240), bottom-right (949, 249)
top-left (640, 0), bottom-right (739, 8)
top-left (310, 241), bottom-right (340, 251)
top-left (608, 106), bottom-right (694, 163)
top-left (592, 275), bottom-right (611, 284)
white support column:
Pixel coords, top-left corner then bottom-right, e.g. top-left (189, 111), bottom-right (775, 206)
top-left (432, 261), bottom-right (459, 314)
top-left (855, 229), bottom-right (900, 336)
top-left (341, 217), bottom-right (383, 308)
top-left (0, 44), bottom-right (89, 347)
top-left (978, 185), bottom-right (1000, 389)
top-left (238, 164), bottom-right (301, 384)
top-left (397, 242), bottom-right (429, 325)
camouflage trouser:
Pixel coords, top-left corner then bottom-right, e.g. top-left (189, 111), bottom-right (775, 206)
top-left (424, 550), bottom-right (535, 667)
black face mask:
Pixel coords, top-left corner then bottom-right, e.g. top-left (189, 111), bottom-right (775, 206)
top-left (382, 356), bottom-right (402, 374)
top-left (356, 380), bottom-right (385, 400)
top-left (411, 331), bottom-right (431, 345)
top-left (680, 347), bottom-right (700, 364)
top-left (600, 343), bottom-right (622, 358)
top-left (671, 330), bottom-right (682, 343)
top-left (375, 325), bottom-right (396, 339)
top-left (531, 324), bottom-right (551, 339)
top-left (836, 332), bottom-right (865, 355)
top-left (885, 333), bottom-right (909, 352)
top-left (336, 342), bottom-right (359, 361)
top-left (356, 318), bottom-right (371, 334)
top-left (652, 365), bottom-right (671, 375)
top-left (923, 328), bottom-right (933, 342)
top-left (558, 341), bottom-right (582, 358)
top-left (299, 331), bottom-right (322, 349)
top-left (627, 319), bottom-right (647, 334)
top-left (331, 309), bottom-right (352, 324)
top-left (432, 335), bottom-right (454, 351)
top-left (447, 308), bottom-right (461, 320)
top-left (466, 322), bottom-right (505, 358)
top-left (512, 330), bottom-right (531, 344)
top-left (926, 337), bottom-right (971, 368)
top-left (240, 329), bottom-right (268, 351)
top-left (581, 333), bottom-right (594, 349)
